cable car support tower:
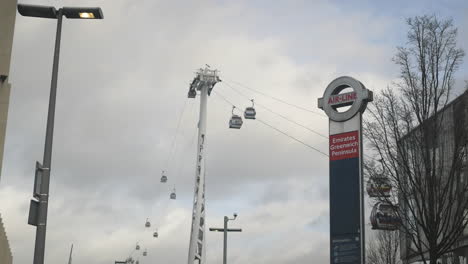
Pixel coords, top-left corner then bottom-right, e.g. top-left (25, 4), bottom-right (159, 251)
top-left (187, 66), bottom-right (220, 264)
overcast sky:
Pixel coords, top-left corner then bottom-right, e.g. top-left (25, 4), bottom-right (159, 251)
top-left (1, 0), bottom-right (467, 264)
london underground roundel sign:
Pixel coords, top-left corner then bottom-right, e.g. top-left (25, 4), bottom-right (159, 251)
top-left (318, 76), bottom-right (373, 122)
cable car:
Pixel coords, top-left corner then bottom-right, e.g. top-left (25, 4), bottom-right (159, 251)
top-left (153, 230), bottom-right (158, 238)
top-left (136, 260), bottom-right (139, 264)
top-left (143, 249), bottom-right (147, 257)
top-left (160, 170), bottom-right (168, 183)
top-left (244, 99), bottom-right (256, 119)
top-left (188, 89), bottom-right (196, 98)
top-left (145, 218), bottom-right (151, 228)
top-left (170, 188), bottom-right (177, 200)
top-left (136, 243), bottom-right (140, 250)
top-left (367, 176), bottom-right (392, 197)
top-left (370, 202), bottom-right (400, 231)
top-left (229, 107), bottom-right (243, 129)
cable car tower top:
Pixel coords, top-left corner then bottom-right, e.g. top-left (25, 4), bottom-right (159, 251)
top-left (188, 67), bottom-right (220, 98)
top-left (187, 66), bottom-right (220, 264)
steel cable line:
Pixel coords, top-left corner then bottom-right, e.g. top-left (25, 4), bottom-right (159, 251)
top-left (256, 118), bottom-right (329, 157)
top-left (212, 90), bottom-right (328, 157)
top-left (213, 90), bottom-right (237, 107)
top-left (165, 98), bottom-right (189, 170)
top-left (147, 100), bottom-right (191, 231)
top-left (221, 77), bottom-right (327, 117)
top-left (143, 101), bottom-right (194, 254)
top-left (175, 110), bottom-right (198, 182)
top-left (221, 82), bottom-right (328, 139)
top-left (219, 82), bottom-right (378, 161)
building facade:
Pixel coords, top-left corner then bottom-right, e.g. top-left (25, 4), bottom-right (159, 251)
top-left (0, 0), bottom-right (16, 181)
top-left (400, 91), bottom-right (468, 264)
top-left (0, 214), bottom-right (12, 264)
top-left (0, 0), bottom-right (17, 263)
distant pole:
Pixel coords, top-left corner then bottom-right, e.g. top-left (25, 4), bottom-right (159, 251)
top-left (223, 216), bottom-right (228, 264)
top-left (68, 244), bottom-right (73, 264)
top-left (209, 214), bottom-right (241, 264)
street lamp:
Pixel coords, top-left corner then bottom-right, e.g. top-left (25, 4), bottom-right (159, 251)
top-left (209, 213), bottom-right (242, 264)
top-left (17, 4), bottom-right (103, 264)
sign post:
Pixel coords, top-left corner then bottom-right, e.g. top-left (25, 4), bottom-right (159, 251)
top-left (318, 76), bottom-right (373, 264)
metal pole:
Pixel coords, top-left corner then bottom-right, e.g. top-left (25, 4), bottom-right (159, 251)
top-left (33, 9), bottom-right (63, 264)
top-left (223, 216), bottom-right (228, 264)
top-left (359, 115), bottom-right (365, 264)
top-left (68, 244), bottom-right (73, 264)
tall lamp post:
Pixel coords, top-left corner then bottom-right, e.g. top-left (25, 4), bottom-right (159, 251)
top-left (209, 213), bottom-right (242, 264)
top-left (17, 4), bottom-right (103, 264)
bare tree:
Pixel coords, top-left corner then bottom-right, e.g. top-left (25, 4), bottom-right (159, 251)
top-left (364, 15), bottom-right (466, 264)
top-left (367, 231), bottom-right (401, 264)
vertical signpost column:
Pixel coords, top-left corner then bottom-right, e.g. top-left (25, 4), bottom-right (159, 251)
top-left (318, 76), bottom-right (373, 264)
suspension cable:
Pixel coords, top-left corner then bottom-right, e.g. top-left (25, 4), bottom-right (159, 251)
top-left (222, 77), bottom-right (326, 117)
top-left (256, 118), bottom-right (328, 157)
top-left (165, 98), bottom-right (189, 170)
top-left (221, 82), bottom-right (328, 139)
top-left (213, 90), bottom-right (328, 157)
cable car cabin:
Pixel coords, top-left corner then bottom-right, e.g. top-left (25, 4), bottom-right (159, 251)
top-left (244, 99), bottom-right (256, 119)
top-left (153, 231), bottom-right (158, 238)
top-left (366, 176), bottom-right (392, 197)
top-left (170, 191), bottom-right (176, 200)
top-left (370, 202), bottom-right (400, 231)
top-left (160, 175), bottom-right (167, 183)
top-left (244, 107), bottom-right (256, 119)
top-left (188, 89), bottom-right (196, 98)
top-left (145, 219), bottom-right (151, 228)
top-left (136, 244), bottom-right (140, 250)
top-left (136, 261), bottom-right (139, 264)
top-left (229, 115), bottom-right (243, 129)
top-left (143, 250), bottom-right (147, 257)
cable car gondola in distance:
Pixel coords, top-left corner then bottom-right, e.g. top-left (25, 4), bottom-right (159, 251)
top-left (153, 230), bottom-right (158, 238)
top-left (170, 187), bottom-right (177, 200)
top-left (143, 249), bottom-right (147, 257)
top-left (160, 170), bottom-right (168, 183)
top-left (244, 99), bottom-right (256, 119)
top-left (136, 243), bottom-right (140, 250)
top-left (229, 106), bottom-right (243, 129)
top-left (145, 218), bottom-right (151, 228)
top-left (188, 89), bottom-right (196, 98)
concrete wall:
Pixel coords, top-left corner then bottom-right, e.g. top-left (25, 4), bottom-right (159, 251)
top-left (0, 214), bottom-right (12, 264)
top-left (0, 0), bottom-right (17, 182)
top-left (0, 0), bottom-right (17, 263)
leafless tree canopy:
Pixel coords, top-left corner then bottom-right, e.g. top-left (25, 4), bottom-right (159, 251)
top-left (364, 15), bottom-right (466, 264)
top-left (367, 231), bottom-right (401, 264)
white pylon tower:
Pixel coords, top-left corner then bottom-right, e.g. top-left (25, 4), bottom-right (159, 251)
top-left (187, 66), bottom-right (220, 264)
